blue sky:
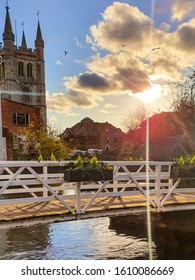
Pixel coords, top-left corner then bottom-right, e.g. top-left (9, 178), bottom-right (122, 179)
top-left (1, 0), bottom-right (195, 132)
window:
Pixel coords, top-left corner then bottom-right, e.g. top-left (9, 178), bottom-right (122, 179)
top-left (27, 63), bottom-right (33, 77)
top-left (18, 62), bottom-right (24, 76)
top-left (13, 113), bottom-right (29, 125)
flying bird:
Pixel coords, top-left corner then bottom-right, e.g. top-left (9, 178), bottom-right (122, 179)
top-left (122, 44), bottom-right (125, 47)
top-left (146, 47), bottom-right (161, 58)
top-left (64, 51), bottom-right (68, 56)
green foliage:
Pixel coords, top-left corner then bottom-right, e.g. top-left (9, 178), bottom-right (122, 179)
top-left (75, 154), bottom-right (83, 166)
top-left (50, 153), bottom-right (56, 161)
top-left (20, 125), bottom-right (71, 160)
top-left (174, 154), bottom-right (195, 167)
top-left (129, 156), bottom-right (133, 161)
top-left (64, 155), bottom-right (113, 181)
top-left (138, 156), bottom-right (144, 161)
top-left (90, 155), bottom-right (98, 166)
top-left (38, 154), bottom-right (43, 161)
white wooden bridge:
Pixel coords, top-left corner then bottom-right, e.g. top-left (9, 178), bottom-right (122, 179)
top-left (0, 160), bottom-right (195, 228)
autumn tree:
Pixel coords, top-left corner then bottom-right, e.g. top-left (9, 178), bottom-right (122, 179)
top-left (19, 124), bottom-right (71, 160)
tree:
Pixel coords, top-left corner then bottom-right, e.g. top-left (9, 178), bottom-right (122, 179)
top-left (19, 124), bottom-right (71, 160)
top-left (122, 103), bottom-right (152, 132)
top-left (172, 69), bottom-right (195, 115)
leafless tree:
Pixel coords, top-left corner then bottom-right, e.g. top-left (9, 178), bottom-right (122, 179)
top-left (122, 103), bottom-right (152, 132)
top-left (172, 68), bottom-right (195, 115)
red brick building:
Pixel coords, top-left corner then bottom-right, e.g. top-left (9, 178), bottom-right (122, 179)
top-left (62, 117), bottom-right (124, 153)
top-left (2, 99), bottom-right (41, 159)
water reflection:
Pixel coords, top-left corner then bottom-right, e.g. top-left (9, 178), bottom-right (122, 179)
top-left (0, 218), bottom-right (148, 260)
top-left (0, 211), bottom-right (195, 260)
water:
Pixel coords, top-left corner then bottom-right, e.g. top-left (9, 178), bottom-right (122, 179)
top-left (1, 211), bottom-right (195, 260)
top-left (0, 217), bottom-right (149, 260)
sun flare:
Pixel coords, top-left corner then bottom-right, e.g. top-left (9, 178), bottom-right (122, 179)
top-left (135, 84), bottom-right (161, 103)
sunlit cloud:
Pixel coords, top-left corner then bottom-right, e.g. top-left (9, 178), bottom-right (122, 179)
top-left (104, 103), bottom-right (117, 109)
top-left (47, 2), bottom-right (195, 115)
top-left (171, 0), bottom-right (195, 21)
top-left (100, 109), bottom-right (109, 114)
top-left (56, 60), bottom-right (63, 65)
top-left (73, 36), bottom-right (85, 48)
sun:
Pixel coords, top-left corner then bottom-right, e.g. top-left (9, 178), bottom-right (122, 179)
top-left (136, 84), bottom-right (162, 103)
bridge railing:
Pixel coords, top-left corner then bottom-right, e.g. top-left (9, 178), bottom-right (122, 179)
top-left (0, 160), bottom-right (193, 214)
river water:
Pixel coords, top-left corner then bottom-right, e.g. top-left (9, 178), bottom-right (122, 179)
top-left (0, 211), bottom-right (195, 260)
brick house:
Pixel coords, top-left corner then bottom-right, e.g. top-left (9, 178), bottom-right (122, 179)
top-left (2, 99), bottom-right (41, 159)
top-left (62, 117), bottom-right (124, 155)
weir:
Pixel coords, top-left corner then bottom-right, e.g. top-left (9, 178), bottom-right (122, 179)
top-left (0, 160), bottom-right (195, 228)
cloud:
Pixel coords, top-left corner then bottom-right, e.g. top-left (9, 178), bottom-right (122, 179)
top-left (89, 2), bottom-right (152, 53)
top-left (100, 109), bottom-right (109, 114)
top-left (56, 60), bottom-right (63, 65)
top-left (65, 89), bottom-right (102, 107)
top-left (47, 2), bottom-right (195, 116)
top-left (73, 37), bottom-right (85, 48)
top-left (159, 22), bottom-right (171, 32)
top-left (171, 0), bottom-right (195, 21)
top-left (104, 103), bottom-right (117, 109)
top-left (49, 115), bottom-right (57, 122)
top-left (77, 72), bottom-right (115, 91)
top-left (175, 19), bottom-right (195, 53)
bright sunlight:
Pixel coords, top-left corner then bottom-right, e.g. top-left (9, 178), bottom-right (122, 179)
top-left (135, 84), bottom-right (162, 103)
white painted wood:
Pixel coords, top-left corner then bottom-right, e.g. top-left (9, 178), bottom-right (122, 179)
top-left (155, 165), bottom-right (161, 207)
top-left (1, 160), bottom-right (194, 216)
top-left (75, 182), bottom-right (81, 213)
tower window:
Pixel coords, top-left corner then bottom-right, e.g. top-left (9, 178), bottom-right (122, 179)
top-left (18, 62), bottom-right (24, 76)
top-left (27, 63), bottom-right (33, 77)
top-left (13, 113), bottom-right (29, 125)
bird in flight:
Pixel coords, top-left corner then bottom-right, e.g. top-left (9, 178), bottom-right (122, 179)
top-left (64, 51), bottom-right (68, 56)
top-left (122, 44), bottom-right (125, 47)
top-left (146, 47), bottom-right (160, 58)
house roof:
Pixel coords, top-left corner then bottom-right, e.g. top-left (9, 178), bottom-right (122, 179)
top-left (63, 117), bottom-right (124, 138)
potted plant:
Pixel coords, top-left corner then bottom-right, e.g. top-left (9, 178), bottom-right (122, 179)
top-left (171, 155), bottom-right (195, 178)
top-left (64, 155), bottom-right (113, 182)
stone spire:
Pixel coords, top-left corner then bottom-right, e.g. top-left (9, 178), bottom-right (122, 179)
top-left (3, 5), bottom-right (14, 42)
top-left (35, 20), bottom-right (44, 48)
top-left (21, 30), bottom-right (27, 49)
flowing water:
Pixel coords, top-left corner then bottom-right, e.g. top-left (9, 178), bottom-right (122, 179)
top-left (0, 211), bottom-right (195, 260)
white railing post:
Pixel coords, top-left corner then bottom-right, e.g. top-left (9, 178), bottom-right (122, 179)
top-left (155, 164), bottom-right (161, 207)
top-left (43, 166), bottom-right (48, 197)
top-left (113, 165), bottom-right (118, 192)
top-left (75, 182), bottom-right (81, 214)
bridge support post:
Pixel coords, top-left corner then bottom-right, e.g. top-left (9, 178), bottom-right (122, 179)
top-left (75, 182), bottom-right (81, 214)
top-left (43, 166), bottom-right (48, 197)
top-left (155, 164), bottom-right (161, 207)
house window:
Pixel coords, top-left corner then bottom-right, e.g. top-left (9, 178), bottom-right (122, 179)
top-left (18, 62), bottom-right (24, 76)
top-left (13, 113), bottom-right (29, 125)
top-left (27, 63), bottom-right (33, 77)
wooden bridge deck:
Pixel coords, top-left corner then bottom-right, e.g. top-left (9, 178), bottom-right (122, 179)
top-left (1, 192), bottom-right (195, 227)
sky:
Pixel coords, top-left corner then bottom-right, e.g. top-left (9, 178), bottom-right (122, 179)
top-left (1, 0), bottom-right (195, 132)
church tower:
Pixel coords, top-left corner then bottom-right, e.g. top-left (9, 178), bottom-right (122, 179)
top-left (0, 5), bottom-right (46, 126)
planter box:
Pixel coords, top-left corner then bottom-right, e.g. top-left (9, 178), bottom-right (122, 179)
top-left (64, 169), bottom-right (113, 182)
top-left (170, 166), bottom-right (195, 178)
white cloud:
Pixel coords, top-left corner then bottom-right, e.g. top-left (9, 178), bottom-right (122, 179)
top-left (100, 109), bottom-right (109, 114)
top-left (73, 37), bottom-right (85, 48)
top-left (104, 103), bottom-right (117, 109)
top-left (171, 0), bottom-right (195, 21)
top-left (56, 60), bottom-right (63, 65)
top-left (48, 2), bottom-right (195, 115)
